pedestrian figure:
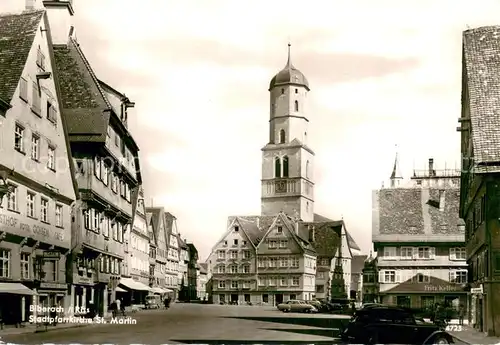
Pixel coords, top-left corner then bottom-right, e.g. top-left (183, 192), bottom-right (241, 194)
top-left (110, 301), bottom-right (117, 318)
top-left (166, 297), bottom-right (171, 308)
top-left (115, 298), bottom-right (124, 317)
top-left (458, 304), bottom-right (465, 326)
top-left (434, 303), bottom-right (446, 329)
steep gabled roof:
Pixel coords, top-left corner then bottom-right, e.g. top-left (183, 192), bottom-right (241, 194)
top-left (53, 38), bottom-right (110, 142)
top-left (228, 213), bottom-right (316, 254)
top-left (313, 214), bottom-right (361, 251)
top-left (298, 221), bottom-right (342, 256)
top-left (0, 10), bottom-right (44, 106)
top-left (463, 26), bottom-right (500, 166)
top-left (231, 215), bottom-right (275, 246)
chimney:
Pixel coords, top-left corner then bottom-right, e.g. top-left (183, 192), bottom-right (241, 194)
top-left (26, 0), bottom-right (35, 9)
top-left (43, 0), bottom-right (75, 45)
top-left (428, 158), bottom-right (435, 177)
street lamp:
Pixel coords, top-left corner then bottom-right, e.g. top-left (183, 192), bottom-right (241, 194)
top-left (0, 172), bottom-right (11, 207)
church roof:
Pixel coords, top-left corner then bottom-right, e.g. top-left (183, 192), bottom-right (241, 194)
top-left (269, 44), bottom-right (309, 91)
top-left (0, 10), bottom-right (44, 105)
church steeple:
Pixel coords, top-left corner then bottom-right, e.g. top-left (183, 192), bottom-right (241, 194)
top-left (269, 44), bottom-right (309, 91)
top-left (261, 45), bottom-right (314, 222)
top-left (390, 145), bottom-right (403, 188)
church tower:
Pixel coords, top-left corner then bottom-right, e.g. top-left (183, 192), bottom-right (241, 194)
top-left (261, 44), bottom-right (315, 222)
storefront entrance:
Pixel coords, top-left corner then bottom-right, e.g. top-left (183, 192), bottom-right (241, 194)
top-left (275, 293), bottom-right (284, 305)
top-left (397, 296), bottom-right (410, 308)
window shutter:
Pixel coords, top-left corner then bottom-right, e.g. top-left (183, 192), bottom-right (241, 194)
top-left (449, 271), bottom-right (454, 282)
top-left (449, 248), bottom-right (455, 260)
top-left (84, 210), bottom-right (90, 229)
top-left (94, 157), bottom-right (99, 178)
top-left (412, 247), bottom-right (418, 259)
top-left (378, 271), bottom-right (384, 283)
top-left (429, 247), bottom-right (436, 259)
top-left (395, 271), bottom-right (402, 283)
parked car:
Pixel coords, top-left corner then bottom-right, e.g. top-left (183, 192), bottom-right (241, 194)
top-left (145, 295), bottom-right (162, 309)
top-left (277, 300), bottom-right (318, 313)
top-left (308, 300), bottom-right (323, 309)
top-left (340, 305), bottom-right (454, 344)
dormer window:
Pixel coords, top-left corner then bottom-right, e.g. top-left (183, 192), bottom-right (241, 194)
top-left (234, 226), bottom-right (239, 232)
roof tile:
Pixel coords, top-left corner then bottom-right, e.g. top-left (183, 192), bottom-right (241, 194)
top-left (53, 39), bottom-right (109, 142)
top-left (376, 187), bottom-right (464, 237)
top-left (0, 10), bottom-right (44, 103)
top-left (463, 26), bottom-right (500, 164)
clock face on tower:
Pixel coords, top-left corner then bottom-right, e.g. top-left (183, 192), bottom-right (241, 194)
top-left (275, 180), bottom-right (287, 193)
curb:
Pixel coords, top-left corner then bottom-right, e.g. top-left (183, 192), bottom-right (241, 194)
top-left (34, 323), bottom-right (90, 334)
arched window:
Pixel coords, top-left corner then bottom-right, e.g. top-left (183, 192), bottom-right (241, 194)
top-left (304, 132), bottom-right (307, 143)
top-left (281, 88), bottom-right (285, 94)
top-left (306, 160), bottom-right (310, 178)
top-left (282, 156), bottom-right (289, 177)
top-left (294, 100), bottom-right (299, 112)
top-left (306, 201), bottom-right (309, 212)
top-left (279, 129), bottom-right (286, 144)
top-left (274, 157), bottom-right (281, 178)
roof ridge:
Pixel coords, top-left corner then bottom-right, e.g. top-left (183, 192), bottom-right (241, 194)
top-left (69, 37), bottom-right (112, 109)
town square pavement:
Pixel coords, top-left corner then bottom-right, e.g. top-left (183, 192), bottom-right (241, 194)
top-left (0, 304), bottom-right (470, 344)
top-left (1, 304), bottom-right (349, 344)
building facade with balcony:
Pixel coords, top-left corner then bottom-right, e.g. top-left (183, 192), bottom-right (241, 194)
top-left (186, 243), bottom-right (198, 301)
top-left (373, 157), bottom-right (467, 310)
top-left (128, 187), bottom-right (150, 289)
top-left (147, 207), bottom-right (169, 295)
top-left (147, 213), bottom-right (157, 293)
top-left (0, 8), bottom-right (79, 324)
top-left (459, 26), bottom-right (500, 336)
top-left (362, 253), bottom-right (379, 303)
top-left (198, 263), bottom-right (208, 300)
top-left (50, 5), bottom-right (142, 315)
top-left (164, 212), bottom-right (179, 298)
top-left (178, 236), bottom-right (189, 297)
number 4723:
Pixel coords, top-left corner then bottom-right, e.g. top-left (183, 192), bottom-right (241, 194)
top-left (445, 325), bottom-right (463, 332)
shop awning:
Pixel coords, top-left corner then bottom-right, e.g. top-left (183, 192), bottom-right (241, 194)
top-left (151, 287), bottom-right (166, 294)
top-left (0, 283), bottom-right (37, 296)
top-left (119, 278), bottom-right (151, 292)
top-left (115, 286), bottom-right (127, 293)
top-left (164, 288), bottom-right (173, 293)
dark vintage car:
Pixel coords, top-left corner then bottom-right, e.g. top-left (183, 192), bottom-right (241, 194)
top-left (340, 305), bottom-right (454, 344)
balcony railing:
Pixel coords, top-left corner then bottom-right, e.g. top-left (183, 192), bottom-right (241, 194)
top-left (412, 169), bottom-right (461, 178)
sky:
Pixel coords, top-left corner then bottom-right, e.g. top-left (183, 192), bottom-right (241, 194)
top-left (4, 0), bottom-right (500, 261)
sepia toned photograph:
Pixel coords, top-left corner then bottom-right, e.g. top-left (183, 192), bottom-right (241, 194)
top-left (0, 0), bottom-right (499, 344)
